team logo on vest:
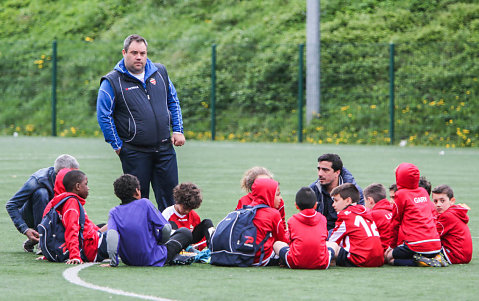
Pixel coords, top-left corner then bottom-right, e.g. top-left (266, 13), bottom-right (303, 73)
top-left (125, 86), bottom-right (139, 91)
top-left (150, 78), bottom-right (157, 85)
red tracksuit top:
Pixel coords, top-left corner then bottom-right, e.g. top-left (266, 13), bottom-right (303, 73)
top-left (249, 178), bottom-right (289, 266)
top-left (436, 204), bottom-right (473, 264)
top-left (386, 163), bottom-right (441, 253)
top-left (162, 205), bottom-right (206, 250)
top-left (329, 204), bottom-right (384, 267)
top-left (236, 193), bottom-right (287, 233)
top-left (43, 192), bottom-right (100, 262)
top-left (286, 209), bottom-right (330, 269)
top-left (370, 199), bottom-right (393, 251)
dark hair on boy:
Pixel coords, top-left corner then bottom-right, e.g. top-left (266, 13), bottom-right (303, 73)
top-left (114, 174), bottom-right (141, 204)
top-left (330, 183), bottom-right (360, 204)
top-left (295, 187), bottom-right (317, 210)
top-left (63, 170), bottom-right (86, 192)
top-left (318, 153), bottom-right (343, 172)
top-left (432, 184), bottom-right (454, 199)
top-left (363, 183), bottom-right (387, 203)
top-left (419, 176), bottom-right (432, 196)
top-left (173, 182), bottom-right (202, 210)
top-left (389, 183), bottom-right (397, 192)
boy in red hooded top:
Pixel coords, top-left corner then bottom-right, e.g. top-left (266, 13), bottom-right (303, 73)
top-left (273, 187), bottom-right (338, 269)
top-left (43, 170), bottom-right (107, 264)
top-left (432, 184), bottom-right (473, 264)
top-left (329, 183), bottom-right (384, 267)
top-left (249, 178), bottom-right (289, 266)
top-left (363, 183), bottom-right (393, 252)
top-left (236, 167), bottom-right (287, 233)
top-left (384, 163), bottom-right (444, 267)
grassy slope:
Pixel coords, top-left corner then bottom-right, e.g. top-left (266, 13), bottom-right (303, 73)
top-left (0, 137), bottom-right (478, 300)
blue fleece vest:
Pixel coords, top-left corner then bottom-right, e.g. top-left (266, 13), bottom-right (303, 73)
top-left (101, 64), bottom-right (171, 148)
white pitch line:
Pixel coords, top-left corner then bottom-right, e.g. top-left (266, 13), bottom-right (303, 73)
top-left (63, 263), bottom-right (175, 301)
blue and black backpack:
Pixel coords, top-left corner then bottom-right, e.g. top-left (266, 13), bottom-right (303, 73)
top-left (210, 204), bottom-right (271, 267)
top-left (38, 195), bottom-right (87, 262)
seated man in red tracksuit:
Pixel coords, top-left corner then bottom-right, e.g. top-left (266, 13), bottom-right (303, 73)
top-left (42, 170), bottom-right (107, 264)
top-left (384, 163), bottom-right (444, 267)
top-left (274, 187), bottom-right (338, 269)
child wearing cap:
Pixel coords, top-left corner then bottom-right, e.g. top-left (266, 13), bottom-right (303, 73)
top-left (273, 187), bottom-right (338, 269)
top-left (432, 185), bottom-right (473, 264)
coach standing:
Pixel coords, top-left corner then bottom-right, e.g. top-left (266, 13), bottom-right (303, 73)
top-left (97, 34), bottom-right (185, 212)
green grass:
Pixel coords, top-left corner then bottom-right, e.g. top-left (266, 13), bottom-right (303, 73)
top-left (1, 136), bottom-right (478, 300)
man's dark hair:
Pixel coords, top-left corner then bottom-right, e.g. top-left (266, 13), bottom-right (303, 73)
top-left (331, 183), bottom-right (360, 203)
top-left (295, 187), bottom-right (317, 210)
top-left (63, 170), bottom-right (86, 192)
top-left (114, 174), bottom-right (141, 204)
top-left (389, 183), bottom-right (397, 192)
top-left (419, 176), bottom-right (432, 196)
top-left (432, 184), bottom-right (454, 199)
top-left (123, 34), bottom-right (148, 52)
top-left (318, 153), bottom-right (343, 172)
top-left (173, 182), bottom-right (202, 210)
top-left (363, 183), bottom-right (387, 203)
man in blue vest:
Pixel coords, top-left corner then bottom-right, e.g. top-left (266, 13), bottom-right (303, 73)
top-left (309, 153), bottom-right (364, 230)
top-left (97, 34), bottom-right (185, 212)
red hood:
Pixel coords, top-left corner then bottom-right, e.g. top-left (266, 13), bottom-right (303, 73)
top-left (444, 204), bottom-right (469, 224)
top-left (51, 192), bottom-right (85, 207)
top-left (373, 199), bottom-right (393, 211)
top-left (54, 168), bottom-right (75, 196)
top-left (295, 208), bottom-right (323, 226)
top-left (341, 204), bottom-right (374, 220)
top-left (250, 178), bottom-right (278, 208)
top-left (395, 163), bottom-right (420, 189)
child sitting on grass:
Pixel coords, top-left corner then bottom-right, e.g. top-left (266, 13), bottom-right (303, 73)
top-left (363, 183), bottom-right (393, 252)
top-left (273, 187), bottom-right (338, 269)
top-left (105, 174), bottom-right (192, 267)
top-left (162, 182), bottom-right (214, 250)
top-left (432, 184), bottom-right (472, 264)
top-left (329, 183), bottom-right (384, 267)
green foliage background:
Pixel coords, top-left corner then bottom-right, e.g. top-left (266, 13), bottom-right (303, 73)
top-left (0, 0), bottom-right (478, 147)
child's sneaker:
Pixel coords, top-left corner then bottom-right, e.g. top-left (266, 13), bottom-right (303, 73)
top-left (413, 254), bottom-right (441, 267)
top-left (170, 253), bottom-right (196, 265)
top-left (23, 239), bottom-right (36, 253)
top-left (434, 253), bottom-right (449, 267)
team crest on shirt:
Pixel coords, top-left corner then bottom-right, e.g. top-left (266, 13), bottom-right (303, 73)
top-left (150, 78), bottom-right (157, 85)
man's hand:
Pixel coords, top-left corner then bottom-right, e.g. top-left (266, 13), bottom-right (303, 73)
top-left (66, 258), bottom-right (83, 265)
top-left (25, 228), bottom-right (40, 243)
top-left (171, 133), bottom-right (185, 146)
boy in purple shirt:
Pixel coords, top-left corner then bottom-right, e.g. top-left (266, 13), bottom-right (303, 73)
top-left (106, 174), bottom-right (192, 266)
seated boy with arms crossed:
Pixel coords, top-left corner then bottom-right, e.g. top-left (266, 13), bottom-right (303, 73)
top-left (273, 187), bottom-right (338, 269)
top-left (105, 174), bottom-right (192, 267)
top-left (432, 184), bottom-right (472, 265)
top-left (384, 163), bottom-right (445, 267)
top-left (363, 183), bottom-right (393, 252)
top-left (162, 182), bottom-right (215, 250)
top-left (329, 183), bottom-right (384, 267)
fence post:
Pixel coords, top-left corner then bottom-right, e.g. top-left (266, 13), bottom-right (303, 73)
top-left (211, 44), bottom-right (216, 141)
top-left (298, 44), bottom-right (304, 143)
top-left (51, 39), bottom-right (58, 137)
top-left (389, 42), bottom-right (395, 145)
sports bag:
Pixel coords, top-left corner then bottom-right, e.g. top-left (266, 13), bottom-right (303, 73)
top-left (38, 195), bottom-right (86, 262)
top-left (210, 204), bottom-right (271, 267)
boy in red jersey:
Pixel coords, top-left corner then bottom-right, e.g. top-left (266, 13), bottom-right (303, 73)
top-left (162, 182), bottom-right (214, 250)
top-left (384, 163), bottom-right (445, 267)
top-left (236, 166), bottom-right (286, 232)
top-left (249, 178), bottom-right (289, 266)
top-left (273, 187), bottom-right (338, 269)
top-left (42, 170), bottom-right (108, 264)
top-left (363, 183), bottom-right (393, 251)
top-left (432, 185), bottom-right (473, 264)
top-left (329, 183), bottom-right (384, 267)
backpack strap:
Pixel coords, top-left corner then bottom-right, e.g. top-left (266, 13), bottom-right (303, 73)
top-left (257, 232), bottom-right (272, 266)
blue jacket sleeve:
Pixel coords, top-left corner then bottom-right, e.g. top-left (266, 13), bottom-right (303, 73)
top-left (96, 80), bottom-right (122, 150)
top-left (6, 176), bottom-right (39, 234)
top-left (167, 77), bottom-right (184, 133)
top-left (341, 167), bottom-right (365, 205)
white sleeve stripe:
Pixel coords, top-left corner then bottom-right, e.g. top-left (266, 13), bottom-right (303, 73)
top-left (329, 221), bottom-right (347, 243)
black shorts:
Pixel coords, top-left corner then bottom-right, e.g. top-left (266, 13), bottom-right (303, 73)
top-left (392, 244), bottom-right (439, 260)
top-left (278, 246), bottom-right (336, 268)
top-left (336, 247), bottom-right (357, 267)
top-left (95, 231), bottom-right (108, 262)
